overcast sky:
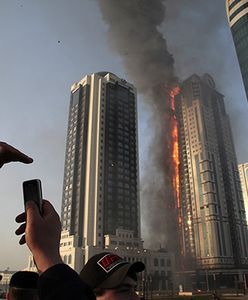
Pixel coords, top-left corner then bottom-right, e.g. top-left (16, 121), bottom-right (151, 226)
top-left (0, 0), bottom-right (247, 270)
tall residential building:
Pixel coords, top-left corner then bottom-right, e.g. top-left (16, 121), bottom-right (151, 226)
top-left (226, 0), bottom-right (248, 100)
top-left (239, 163), bottom-right (248, 222)
top-left (61, 72), bottom-right (140, 249)
top-left (176, 74), bottom-right (248, 276)
top-left (28, 72), bottom-right (176, 291)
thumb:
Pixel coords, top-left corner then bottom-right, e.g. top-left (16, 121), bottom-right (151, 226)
top-left (26, 201), bottom-right (41, 222)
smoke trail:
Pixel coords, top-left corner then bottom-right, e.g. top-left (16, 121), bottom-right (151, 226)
top-left (164, 0), bottom-right (248, 162)
top-left (97, 0), bottom-right (179, 250)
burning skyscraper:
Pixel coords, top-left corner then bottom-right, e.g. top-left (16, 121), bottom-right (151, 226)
top-left (176, 73), bottom-right (248, 289)
top-left (96, 0), bottom-right (248, 268)
top-left (97, 0), bottom-right (179, 252)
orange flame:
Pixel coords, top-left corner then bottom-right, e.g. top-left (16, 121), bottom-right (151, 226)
top-left (169, 86), bottom-right (180, 209)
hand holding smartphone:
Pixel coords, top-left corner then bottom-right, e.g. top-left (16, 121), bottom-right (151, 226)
top-left (23, 179), bottom-right (43, 215)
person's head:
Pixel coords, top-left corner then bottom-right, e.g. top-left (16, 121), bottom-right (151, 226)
top-left (80, 252), bottom-right (145, 300)
top-left (7, 271), bottom-right (39, 300)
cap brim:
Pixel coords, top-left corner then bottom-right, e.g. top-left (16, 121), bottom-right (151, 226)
top-left (98, 261), bottom-right (145, 289)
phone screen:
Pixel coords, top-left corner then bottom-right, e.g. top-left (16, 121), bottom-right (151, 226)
top-left (23, 179), bottom-right (43, 214)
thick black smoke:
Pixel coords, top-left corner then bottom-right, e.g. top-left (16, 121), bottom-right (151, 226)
top-left (163, 0), bottom-right (248, 162)
top-left (97, 0), bottom-right (176, 92)
top-left (97, 0), bottom-right (248, 250)
top-left (97, 0), bottom-right (179, 251)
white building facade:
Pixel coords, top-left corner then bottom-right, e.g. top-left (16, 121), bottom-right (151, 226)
top-left (239, 163), bottom-right (248, 223)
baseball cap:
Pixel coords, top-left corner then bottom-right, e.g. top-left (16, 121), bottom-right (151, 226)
top-left (80, 252), bottom-right (145, 289)
top-left (9, 271), bottom-right (39, 289)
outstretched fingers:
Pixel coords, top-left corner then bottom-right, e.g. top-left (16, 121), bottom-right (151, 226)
top-left (15, 211), bottom-right (27, 245)
top-left (19, 235), bottom-right (26, 245)
top-left (15, 223), bottom-right (26, 235)
top-left (0, 142), bottom-right (33, 167)
top-left (15, 212), bottom-right (26, 223)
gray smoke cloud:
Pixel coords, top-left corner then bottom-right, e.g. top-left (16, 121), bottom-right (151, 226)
top-left (163, 0), bottom-right (248, 163)
top-left (97, 0), bottom-right (179, 251)
top-left (97, 0), bottom-right (248, 250)
top-left (98, 0), bottom-right (176, 92)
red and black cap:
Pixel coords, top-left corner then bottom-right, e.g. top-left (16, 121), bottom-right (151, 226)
top-left (80, 252), bottom-right (145, 290)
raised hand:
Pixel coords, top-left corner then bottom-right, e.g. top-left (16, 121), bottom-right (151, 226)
top-left (0, 142), bottom-right (33, 168)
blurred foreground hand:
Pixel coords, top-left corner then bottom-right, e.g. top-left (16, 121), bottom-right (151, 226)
top-left (0, 141), bottom-right (33, 168)
top-left (15, 200), bottom-right (63, 273)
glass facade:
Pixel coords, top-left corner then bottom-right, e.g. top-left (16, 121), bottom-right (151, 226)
top-left (61, 84), bottom-right (90, 246)
top-left (231, 15), bottom-right (248, 99)
top-left (227, 0), bottom-right (248, 100)
top-left (104, 83), bottom-right (139, 237)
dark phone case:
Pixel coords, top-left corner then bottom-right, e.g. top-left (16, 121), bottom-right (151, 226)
top-left (23, 179), bottom-right (43, 214)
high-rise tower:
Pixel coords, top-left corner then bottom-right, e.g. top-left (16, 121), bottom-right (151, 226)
top-left (176, 74), bottom-right (248, 277)
top-left (29, 73), bottom-right (175, 286)
top-left (61, 72), bottom-right (140, 248)
top-left (226, 0), bottom-right (248, 101)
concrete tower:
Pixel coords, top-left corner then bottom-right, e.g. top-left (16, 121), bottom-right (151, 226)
top-left (61, 72), bottom-right (140, 249)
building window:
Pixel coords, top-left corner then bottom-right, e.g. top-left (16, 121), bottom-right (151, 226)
top-left (154, 258), bottom-right (158, 266)
top-left (64, 255), bottom-right (67, 264)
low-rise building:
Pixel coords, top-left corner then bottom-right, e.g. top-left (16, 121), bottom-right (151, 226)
top-left (28, 228), bottom-right (175, 293)
top-left (0, 270), bottom-right (16, 295)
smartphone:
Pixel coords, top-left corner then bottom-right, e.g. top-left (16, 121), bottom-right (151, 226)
top-left (23, 179), bottom-right (43, 215)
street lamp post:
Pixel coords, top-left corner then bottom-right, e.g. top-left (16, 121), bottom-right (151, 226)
top-left (213, 273), bottom-right (216, 291)
top-left (243, 273), bottom-right (247, 294)
top-left (205, 269), bottom-right (209, 292)
top-left (150, 275), bottom-right (153, 300)
top-left (205, 253), bottom-right (210, 292)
